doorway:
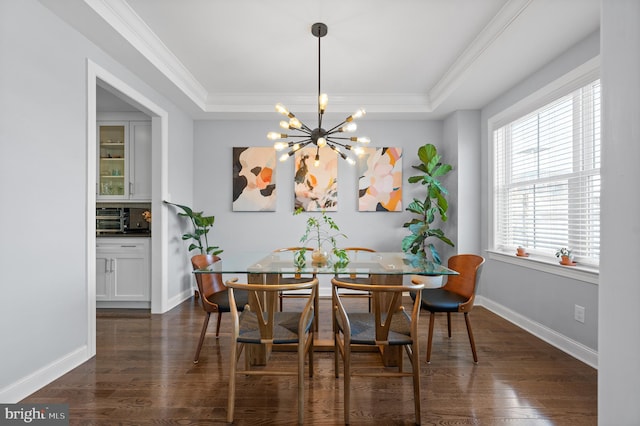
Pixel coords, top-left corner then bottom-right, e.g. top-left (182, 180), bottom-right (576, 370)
top-left (87, 59), bottom-right (169, 356)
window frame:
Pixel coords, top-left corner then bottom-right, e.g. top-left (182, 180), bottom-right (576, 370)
top-left (487, 58), bottom-right (600, 283)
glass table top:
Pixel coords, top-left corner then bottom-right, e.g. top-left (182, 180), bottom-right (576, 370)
top-left (193, 251), bottom-right (458, 276)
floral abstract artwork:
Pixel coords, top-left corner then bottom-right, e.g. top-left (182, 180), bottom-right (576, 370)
top-left (357, 147), bottom-right (403, 211)
top-left (232, 147), bottom-right (276, 211)
top-left (294, 145), bottom-right (338, 211)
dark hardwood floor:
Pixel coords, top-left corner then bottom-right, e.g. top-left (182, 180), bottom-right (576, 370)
top-left (23, 296), bottom-right (597, 425)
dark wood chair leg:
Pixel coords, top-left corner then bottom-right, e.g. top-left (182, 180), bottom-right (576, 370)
top-left (464, 312), bottom-right (478, 363)
top-left (426, 311), bottom-right (435, 363)
top-left (193, 312), bottom-right (211, 364)
top-left (215, 311), bottom-right (222, 337)
top-left (447, 312), bottom-right (452, 338)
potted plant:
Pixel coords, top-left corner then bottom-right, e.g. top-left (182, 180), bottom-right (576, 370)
top-left (555, 247), bottom-right (575, 266)
top-left (164, 201), bottom-right (223, 256)
top-left (402, 143), bottom-right (455, 264)
top-left (294, 207), bottom-right (348, 267)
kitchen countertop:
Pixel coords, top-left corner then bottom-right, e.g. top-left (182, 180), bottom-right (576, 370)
top-left (96, 232), bottom-right (151, 238)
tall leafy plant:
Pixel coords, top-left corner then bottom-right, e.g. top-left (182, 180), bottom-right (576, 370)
top-left (294, 208), bottom-right (348, 266)
top-left (165, 201), bottom-right (222, 256)
top-left (402, 143), bottom-right (454, 264)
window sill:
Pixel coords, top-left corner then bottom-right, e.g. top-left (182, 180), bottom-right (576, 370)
top-left (486, 250), bottom-right (599, 285)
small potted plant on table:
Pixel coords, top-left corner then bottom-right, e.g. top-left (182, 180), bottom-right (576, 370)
top-left (294, 208), bottom-right (348, 267)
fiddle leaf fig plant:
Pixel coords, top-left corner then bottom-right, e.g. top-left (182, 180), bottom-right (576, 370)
top-left (402, 143), bottom-right (454, 264)
top-left (164, 201), bottom-right (223, 256)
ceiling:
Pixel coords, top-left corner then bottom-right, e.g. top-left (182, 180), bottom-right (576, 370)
top-left (42, 0), bottom-right (600, 120)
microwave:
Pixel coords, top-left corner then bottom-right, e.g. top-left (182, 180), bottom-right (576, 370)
top-left (96, 207), bottom-right (125, 234)
top-left (96, 207), bottom-right (151, 235)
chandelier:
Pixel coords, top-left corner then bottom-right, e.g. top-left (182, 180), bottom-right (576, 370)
top-left (267, 22), bottom-right (370, 166)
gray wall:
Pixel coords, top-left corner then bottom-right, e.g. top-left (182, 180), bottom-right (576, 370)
top-left (599, 0), bottom-right (640, 423)
top-left (0, 0), bottom-right (193, 401)
top-left (477, 30), bottom-right (601, 358)
top-left (191, 119), bottom-right (451, 294)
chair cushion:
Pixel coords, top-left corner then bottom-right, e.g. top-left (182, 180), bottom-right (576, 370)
top-left (420, 288), bottom-right (467, 312)
top-left (337, 312), bottom-right (412, 346)
top-left (207, 289), bottom-right (249, 312)
top-left (237, 311), bottom-right (313, 344)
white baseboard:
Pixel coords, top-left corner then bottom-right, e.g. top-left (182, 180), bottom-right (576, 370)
top-left (476, 295), bottom-right (598, 369)
top-left (166, 287), bottom-right (194, 312)
top-left (0, 346), bottom-right (89, 403)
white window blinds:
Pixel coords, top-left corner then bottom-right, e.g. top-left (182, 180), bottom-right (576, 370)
top-left (493, 79), bottom-right (601, 266)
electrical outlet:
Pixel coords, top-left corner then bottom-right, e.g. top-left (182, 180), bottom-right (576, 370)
top-left (574, 305), bottom-right (585, 323)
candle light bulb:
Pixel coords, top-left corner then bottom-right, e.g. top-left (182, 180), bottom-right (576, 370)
top-left (275, 103), bottom-right (289, 116)
top-left (318, 93), bottom-right (328, 113)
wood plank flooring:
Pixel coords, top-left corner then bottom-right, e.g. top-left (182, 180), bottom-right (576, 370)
top-left (23, 296), bottom-right (597, 425)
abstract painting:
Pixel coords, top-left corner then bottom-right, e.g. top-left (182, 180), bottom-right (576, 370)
top-left (294, 145), bottom-right (338, 211)
top-left (232, 147), bottom-right (276, 211)
top-left (357, 147), bottom-right (403, 211)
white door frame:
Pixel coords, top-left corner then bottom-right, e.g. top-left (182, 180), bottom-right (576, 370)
top-left (86, 59), bottom-right (169, 356)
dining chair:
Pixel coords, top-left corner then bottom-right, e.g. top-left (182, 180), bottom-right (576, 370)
top-left (334, 247), bottom-right (376, 312)
top-left (412, 254), bottom-right (485, 363)
top-left (225, 277), bottom-right (319, 425)
top-left (274, 247), bottom-right (318, 330)
top-left (332, 277), bottom-right (425, 425)
top-left (190, 254), bottom-right (248, 364)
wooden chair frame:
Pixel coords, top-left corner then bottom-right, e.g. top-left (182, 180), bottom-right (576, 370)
top-left (334, 247), bottom-right (376, 312)
top-left (417, 254), bottom-right (485, 363)
top-left (226, 277), bottom-right (319, 425)
top-left (332, 277), bottom-right (424, 425)
top-left (191, 254), bottom-right (247, 364)
top-left (274, 247), bottom-right (318, 330)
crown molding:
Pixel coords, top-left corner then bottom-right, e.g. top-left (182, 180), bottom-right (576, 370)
top-left (85, 0), bottom-right (209, 110)
top-left (428, 0), bottom-right (533, 110)
top-left (84, 0), bottom-right (533, 118)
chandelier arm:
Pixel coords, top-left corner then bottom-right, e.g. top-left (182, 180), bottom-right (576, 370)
top-left (327, 136), bottom-right (358, 141)
top-left (288, 140), bottom-right (313, 154)
top-left (326, 143), bottom-right (349, 160)
top-left (299, 123), bottom-right (314, 133)
top-left (325, 120), bottom-right (349, 134)
top-left (326, 139), bottom-right (351, 150)
top-left (285, 134), bottom-right (313, 138)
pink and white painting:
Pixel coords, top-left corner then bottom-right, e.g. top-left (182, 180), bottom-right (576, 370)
top-left (232, 147), bottom-right (276, 211)
top-left (294, 146), bottom-right (338, 211)
top-left (357, 147), bottom-right (403, 212)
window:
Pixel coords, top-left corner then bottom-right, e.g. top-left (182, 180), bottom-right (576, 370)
top-left (492, 79), bottom-right (600, 267)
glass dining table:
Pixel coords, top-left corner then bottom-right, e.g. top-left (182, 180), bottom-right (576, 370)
top-left (193, 250), bottom-right (458, 365)
top-left (193, 250), bottom-right (458, 278)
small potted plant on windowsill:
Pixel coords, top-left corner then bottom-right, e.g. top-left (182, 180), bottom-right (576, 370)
top-left (555, 247), bottom-right (575, 266)
top-left (294, 207), bottom-right (348, 267)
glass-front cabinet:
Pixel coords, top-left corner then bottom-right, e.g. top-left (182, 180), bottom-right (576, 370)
top-left (98, 123), bottom-right (128, 198)
top-left (97, 120), bottom-right (151, 201)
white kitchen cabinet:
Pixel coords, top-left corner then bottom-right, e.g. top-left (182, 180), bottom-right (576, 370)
top-left (96, 237), bottom-right (150, 307)
top-left (97, 121), bottom-right (151, 201)
top-left (129, 121), bottom-right (152, 201)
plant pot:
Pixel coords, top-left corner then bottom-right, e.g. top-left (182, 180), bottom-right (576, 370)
top-left (311, 249), bottom-right (329, 267)
top-left (560, 255), bottom-right (575, 266)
